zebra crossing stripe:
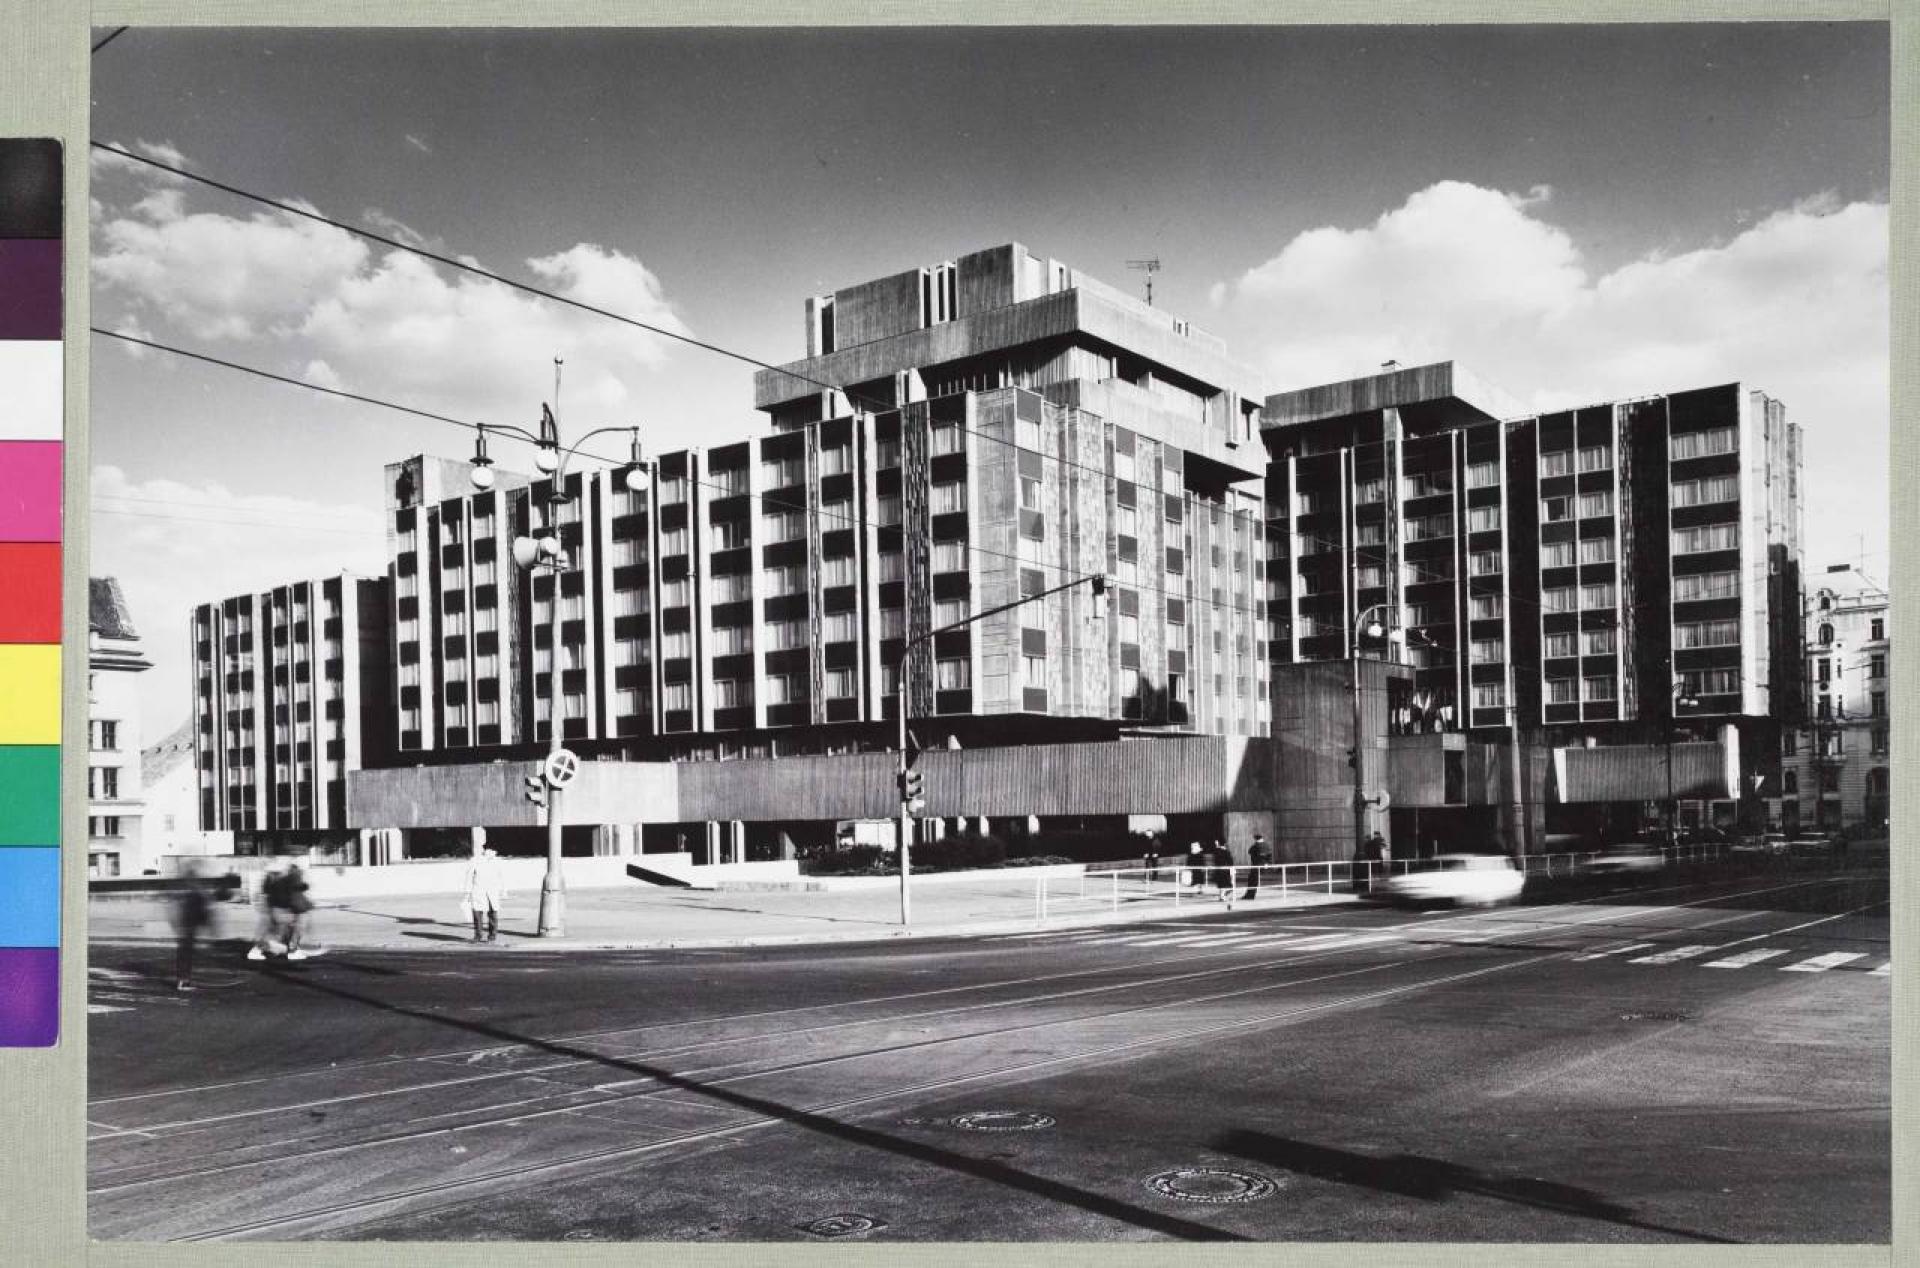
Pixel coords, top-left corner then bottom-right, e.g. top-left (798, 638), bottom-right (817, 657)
top-left (1870, 962), bottom-right (1891, 976)
top-left (1629, 945), bottom-right (1715, 965)
top-left (1782, 952), bottom-right (1866, 973)
top-left (87, 1004), bottom-right (129, 1015)
top-left (1704, 948), bottom-right (1792, 969)
top-left (1573, 943), bottom-right (1654, 961)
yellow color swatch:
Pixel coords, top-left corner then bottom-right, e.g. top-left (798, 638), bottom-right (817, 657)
top-left (0, 645), bottom-right (60, 744)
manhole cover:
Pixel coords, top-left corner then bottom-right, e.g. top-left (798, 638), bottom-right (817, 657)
top-left (951, 1110), bottom-right (1057, 1132)
top-left (1620, 1010), bottom-right (1691, 1022)
top-left (1145, 1167), bottom-right (1281, 1205)
top-left (797, 1213), bottom-right (886, 1239)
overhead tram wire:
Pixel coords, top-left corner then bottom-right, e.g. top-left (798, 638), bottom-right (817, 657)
top-left (87, 142), bottom-right (1276, 532)
top-left (91, 326), bottom-right (1272, 625)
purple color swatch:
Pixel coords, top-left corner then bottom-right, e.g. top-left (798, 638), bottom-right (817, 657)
top-left (0, 239), bottom-right (61, 340)
top-left (0, 948), bottom-right (57, 1045)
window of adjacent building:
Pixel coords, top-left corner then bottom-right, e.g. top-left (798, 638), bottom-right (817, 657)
top-left (1466, 461), bottom-right (1500, 489)
top-left (446, 701), bottom-right (469, 729)
top-left (1546, 677), bottom-right (1578, 703)
top-left (761, 564), bottom-right (803, 597)
top-left (1577, 490), bottom-right (1612, 518)
top-left (1677, 618), bottom-right (1739, 648)
top-left (659, 526), bottom-right (689, 556)
top-left (1470, 638), bottom-right (1503, 664)
top-left (445, 657), bottom-right (469, 684)
top-left (764, 620), bottom-right (802, 652)
top-left (930, 423), bottom-right (964, 457)
top-left (711, 519), bottom-right (750, 551)
top-left (818, 442), bottom-right (852, 477)
top-left (1583, 675), bottom-right (1617, 702)
top-left (1468, 594), bottom-right (1503, 621)
top-left (1354, 522), bottom-right (1384, 546)
top-left (712, 679), bottom-right (748, 709)
top-left (1579, 537), bottom-right (1616, 565)
top-left (614, 637), bottom-right (646, 668)
top-left (1675, 523), bottom-right (1738, 554)
top-left (662, 629), bottom-right (692, 659)
top-left (826, 667), bottom-right (857, 699)
top-left (1470, 550), bottom-right (1502, 577)
top-left (1353, 478), bottom-right (1385, 505)
top-left (1473, 682), bottom-right (1506, 709)
top-left (1541, 540), bottom-right (1575, 568)
top-left (664, 682), bottom-right (692, 712)
top-left (1405, 513), bottom-right (1453, 542)
top-left (878, 552), bottom-right (905, 583)
top-left (1467, 505), bottom-right (1501, 532)
top-left (1871, 691), bottom-right (1886, 718)
top-left (765, 673), bottom-right (798, 706)
top-left (1577, 445), bottom-right (1611, 473)
top-left (1582, 628), bottom-right (1616, 655)
top-left (1016, 412), bottom-right (1044, 451)
top-left (936, 658), bottom-right (970, 690)
top-left (1403, 472), bottom-right (1451, 498)
top-left (1672, 475), bottom-right (1738, 507)
top-left (444, 608), bottom-right (469, 638)
top-left (1782, 769), bottom-right (1799, 795)
top-left (1356, 564), bottom-right (1384, 588)
top-left (1024, 653), bottom-right (1047, 684)
top-left (1869, 653), bottom-right (1886, 679)
top-left (712, 623), bottom-right (752, 655)
top-left (765, 507), bottom-right (806, 542)
top-left (443, 564), bottom-right (466, 592)
top-left (824, 611), bottom-right (857, 643)
top-left (1817, 694), bottom-right (1831, 718)
top-left (822, 554), bottom-right (858, 587)
top-left (820, 496), bottom-right (853, 530)
top-left (395, 572), bottom-right (418, 600)
top-left (1580, 581), bottom-right (1616, 609)
top-left (931, 480), bottom-right (967, 514)
top-left (1782, 729), bottom-right (1798, 757)
top-left (1683, 668), bottom-right (1739, 696)
top-left (661, 579), bottom-right (690, 607)
top-left (1817, 657), bottom-right (1831, 684)
top-left (935, 597), bottom-right (969, 627)
top-left (610, 588), bottom-right (646, 619)
top-left (1872, 727), bottom-right (1889, 755)
top-left (613, 688), bottom-right (643, 719)
top-left (1295, 489), bottom-right (1330, 515)
top-left (1670, 427), bottom-right (1737, 460)
top-left (932, 541), bottom-right (968, 573)
top-left (881, 607), bottom-right (905, 639)
top-left (1539, 450), bottom-right (1573, 478)
top-left (1541, 496), bottom-right (1573, 523)
top-left (1870, 617), bottom-right (1885, 641)
top-left (1674, 571), bottom-right (1738, 601)
top-left (94, 721), bottom-right (118, 751)
top-left (398, 662), bottom-right (422, 688)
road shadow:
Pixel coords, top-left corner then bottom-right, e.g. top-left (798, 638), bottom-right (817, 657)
top-left (1212, 1129), bottom-right (1735, 1244)
top-left (261, 967), bottom-right (1247, 1242)
top-left (399, 931), bottom-right (477, 944)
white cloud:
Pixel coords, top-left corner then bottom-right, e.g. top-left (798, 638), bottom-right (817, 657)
top-left (1215, 181), bottom-right (1889, 565)
top-left (89, 465), bottom-right (389, 734)
top-left (91, 145), bottom-right (691, 425)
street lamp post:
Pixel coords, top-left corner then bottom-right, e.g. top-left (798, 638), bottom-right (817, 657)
top-left (892, 571), bottom-right (1108, 926)
top-left (1666, 678), bottom-right (1700, 843)
top-left (469, 382), bottom-right (648, 937)
top-left (1349, 602), bottom-right (1399, 861)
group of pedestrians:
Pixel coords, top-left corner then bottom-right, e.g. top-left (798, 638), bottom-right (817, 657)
top-left (1169, 834), bottom-right (1274, 906)
top-left (248, 857), bottom-right (318, 962)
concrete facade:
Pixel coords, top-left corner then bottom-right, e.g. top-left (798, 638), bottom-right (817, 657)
top-left (87, 578), bottom-right (151, 877)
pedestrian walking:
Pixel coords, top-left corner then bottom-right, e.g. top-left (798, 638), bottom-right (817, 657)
top-left (251, 857), bottom-right (319, 961)
top-left (462, 843), bottom-right (508, 942)
top-left (1183, 842), bottom-right (1205, 889)
top-left (1246, 834), bottom-right (1272, 900)
top-left (1143, 831), bottom-right (1161, 884)
top-left (172, 865), bottom-right (214, 991)
top-left (1211, 840), bottom-right (1236, 907)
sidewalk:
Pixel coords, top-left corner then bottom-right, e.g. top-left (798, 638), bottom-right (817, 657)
top-left (89, 872), bottom-right (1362, 952)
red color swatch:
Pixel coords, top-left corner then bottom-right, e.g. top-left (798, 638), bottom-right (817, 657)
top-left (0, 542), bottom-right (58, 642)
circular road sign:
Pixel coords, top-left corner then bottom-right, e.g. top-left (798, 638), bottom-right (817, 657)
top-left (543, 748), bottom-right (580, 788)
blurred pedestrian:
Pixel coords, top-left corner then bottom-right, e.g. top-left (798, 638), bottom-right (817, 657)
top-left (248, 856), bottom-right (288, 961)
top-left (279, 861), bottom-right (317, 959)
top-left (1184, 842), bottom-right (1204, 889)
top-left (1246, 834), bottom-right (1272, 900)
top-left (463, 842), bottom-right (508, 942)
top-left (172, 864), bottom-right (214, 991)
top-left (1143, 832), bottom-right (1161, 883)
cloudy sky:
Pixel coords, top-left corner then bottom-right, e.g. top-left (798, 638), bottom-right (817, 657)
top-left (89, 24), bottom-right (1890, 732)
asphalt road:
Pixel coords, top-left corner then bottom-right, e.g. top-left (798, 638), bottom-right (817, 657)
top-left (87, 859), bottom-right (1891, 1244)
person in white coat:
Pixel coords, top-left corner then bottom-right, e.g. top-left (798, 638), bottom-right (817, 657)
top-left (463, 842), bottom-right (508, 943)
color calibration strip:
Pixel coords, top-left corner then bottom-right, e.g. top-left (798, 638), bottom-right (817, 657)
top-left (0, 139), bottom-right (63, 1046)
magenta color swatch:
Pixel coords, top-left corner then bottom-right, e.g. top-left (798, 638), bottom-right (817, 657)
top-left (0, 947), bottom-right (57, 1046)
top-left (0, 441), bottom-right (61, 540)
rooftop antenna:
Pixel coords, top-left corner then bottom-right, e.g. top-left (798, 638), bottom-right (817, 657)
top-left (1126, 258), bottom-right (1161, 307)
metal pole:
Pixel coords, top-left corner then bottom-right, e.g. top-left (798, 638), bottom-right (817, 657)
top-left (538, 510), bottom-right (566, 937)
top-left (1351, 641), bottom-right (1367, 863)
top-left (898, 668), bottom-right (911, 927)
top-left (1505, 702), bottom-right (1526, 863)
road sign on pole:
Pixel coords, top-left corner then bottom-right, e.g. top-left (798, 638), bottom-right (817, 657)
top-left (543, 748), bottom-right (579, 788)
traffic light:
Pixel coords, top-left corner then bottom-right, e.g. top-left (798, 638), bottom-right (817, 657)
top-left (898, 768), bottom-right (925, 814)
top-left (524, 770), bottom-right (548, 809)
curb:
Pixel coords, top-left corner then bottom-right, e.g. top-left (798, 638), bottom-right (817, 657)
top-left (87, 892), bottom-right (1367, 954)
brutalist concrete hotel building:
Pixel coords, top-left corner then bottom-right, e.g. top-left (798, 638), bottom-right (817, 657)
top-left (187, 245), bottom-right (1807, 863)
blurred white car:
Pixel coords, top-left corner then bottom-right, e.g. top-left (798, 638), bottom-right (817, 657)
top-left (1371, 854), bottom-right (1525, 907)
top-left (1581, 844), bottom-right (1667, 876)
